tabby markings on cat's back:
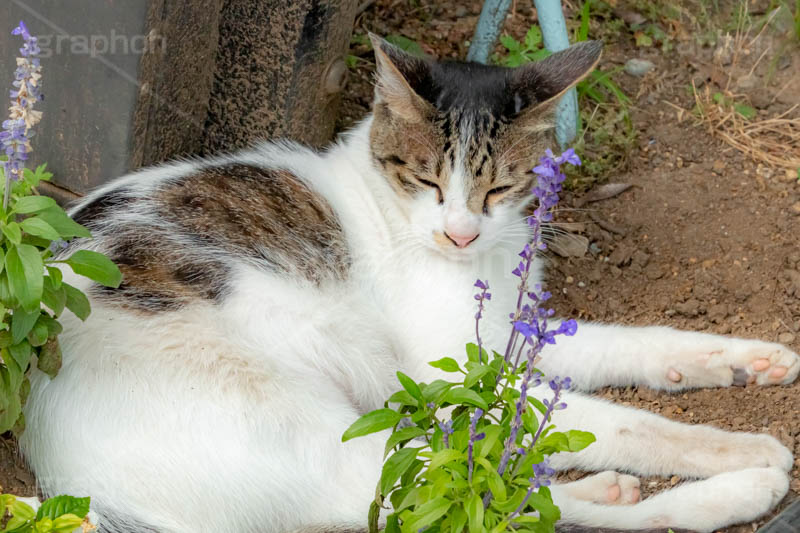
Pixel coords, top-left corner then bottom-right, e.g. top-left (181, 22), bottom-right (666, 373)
top-left (76, 164), bottom-right (350, 312)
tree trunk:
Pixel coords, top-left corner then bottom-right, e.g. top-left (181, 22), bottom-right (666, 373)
top-left (203, 0), bottom-right (357, 154)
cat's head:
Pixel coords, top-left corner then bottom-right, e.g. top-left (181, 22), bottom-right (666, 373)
top-left (368, 34), bottom-right (601, 258)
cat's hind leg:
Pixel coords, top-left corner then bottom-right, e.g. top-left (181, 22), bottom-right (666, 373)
top-left (545, 393), bottom-right (793, 478)
top-left (550, 467), bottom-right (789, 532)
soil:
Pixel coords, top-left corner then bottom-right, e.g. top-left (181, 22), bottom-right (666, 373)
top-left (3, 1), bottom-right (799, 531)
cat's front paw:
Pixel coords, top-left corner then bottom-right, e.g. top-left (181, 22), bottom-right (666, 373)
top-left (665, 340), bottom-right (799, 388)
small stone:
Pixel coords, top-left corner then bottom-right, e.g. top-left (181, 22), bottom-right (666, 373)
top-left (577, 281), bottom-right (586, 288)
top-left (644, 263), bottom-right (663, 280)
top-left (778, 332), bottom-right (796, 344)
top-left (608, 244), bottom-right (634, 267)
top-left (707, 303), bottom-right (729, 323)
top-left (750, 88), bottom-right (773, 109)
top-left (624, 58), bottom-right (655, 77)
top-left (790, 201), bottom-right (800, 215)
top-left (454, 5), bottom-right (468, 17)
top-left (632, 250), bottom-right (650, 268)
top-left (550, 234), bottom-right (589, 258)
top-left (712, 160), bottom-right (726, 173)
top-left (675, 298), bottom-right (701, 317)
top-left (736, 74), bottom-right (758, 91)
top-left (565, 276), bottom-right (575, 284)
top-left (589, 242), bottom-right (602, 256)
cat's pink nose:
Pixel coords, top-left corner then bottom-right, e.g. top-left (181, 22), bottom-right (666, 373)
top-left (445, 231), bottom-right (479, 248)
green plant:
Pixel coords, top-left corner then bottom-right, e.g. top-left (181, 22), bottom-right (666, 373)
top-left (344, 151), bottom-right (594, 533)
top-left (496, 27), bottom-right (550, 66)
top-left (1, 494), bottom-right (93, 532)
top-left (0, 21), bottom-right (122, 437)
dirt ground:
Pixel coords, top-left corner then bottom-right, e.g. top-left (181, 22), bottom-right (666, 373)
top-left (2, 0), bottom-right (799, 531)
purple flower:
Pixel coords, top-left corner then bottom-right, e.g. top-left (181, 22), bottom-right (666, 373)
top-left (3, 20), bottom-right (43, 190)
top-left (467, 408), bottom-right (484, 483)
top-left (438, 420), bottom-right (453, 448)
top-left (532, 459), bottom-right (556, 488)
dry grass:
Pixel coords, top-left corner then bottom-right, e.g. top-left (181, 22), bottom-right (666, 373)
top-left (665, 3), bottom-right (800, 173)
top-left (686, 85), bottom-right (800, 172)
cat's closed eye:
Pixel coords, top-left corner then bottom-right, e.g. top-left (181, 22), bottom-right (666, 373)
top-left (483, 185), bottom-right (513, 214)
top-left (417, 178), bottom-right (443, 204)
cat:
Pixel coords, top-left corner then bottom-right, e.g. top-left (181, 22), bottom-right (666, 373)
top-left (19, 35), bottom-right (799, 533)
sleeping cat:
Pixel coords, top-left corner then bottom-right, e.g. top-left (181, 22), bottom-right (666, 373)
top-left (19, 36), bottom-right (799, 533)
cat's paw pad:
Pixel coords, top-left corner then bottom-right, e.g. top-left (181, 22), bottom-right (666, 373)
top-left (568, 471), bottom-right (641, 505)
top-left (666, 342), bottom-right (800, 387)
top-left (728, 344), bottom-right (800, 386)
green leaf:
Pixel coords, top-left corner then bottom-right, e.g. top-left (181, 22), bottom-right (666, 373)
top-left (13, 196), bottom-right (57, 214)
top-left (421, 379), bottom-right (455, 404)
top-left (37, 338), bottom-right (62, 379)
top-left (2, 222), bottom-right (22, 245)
top-left (35, 207), bottom-right (91, 239)
top-left (387, 390), bottom-right (417, 406)
top-left (467, 492), bottom-right (485, 532)
top-left (384, 426), bottom-right (427, 456)
top-left (464, 365), bottom-right (493, 388)
top-left (11, 308), bottom-right (40, 345)
top-left (6, 244), bottom-right (44, 313)
top-left (396, 371), bottom-right (422, 402)
top-left (524, 26), bottom-right (543, 49)
top-left (565, 430), bottom-right (596, 452)
top-left (443, 387), bottom-right (489, 410)
top-left (449, 506), bottom-right (468, 533)
top-left (35, 495), bottom-right (90, 522)
top-left (51, 514), bottom-right (84, 532)
top-left (428, 357), bottom-right (461, 373)
top-left (63, 283), bottom-right (91, 321)
top-left (491, 487), bottom-right (528, 513)
top-left (385, 35), bottom-right (424, 57)
top-left (526, 487), bottom-right (560, 523)
top-left (42, 277), bottom-right (66, 316)
top-left (536, 431), bottom-right (570, 454)
top-left (500, 35), bottom-right (521, 52)
top-left (45, 267), bottom-right (62, 290)
top-left (10, 498), bottom-right (36, 521)
top-left (475, 425), bottom-right (502, 459)
top-left (380, 447), bottom-right (418, 495)
top-left (427, 448), bottom-right (463, 471)
top-left (465, 343), bottom-right (487, 363)
top-left (27, 317), bottom-right (49, 347)
top-left (19, 217), bottom-right (60, 241)
top-left (480, 458), bottom-right (507, 501)
top-left (7, 341), bottom-right (32, 375)
top-left (400, 497), bottom-right (452, 533)
top-left (528, 396), bottom-right (548, 417)
top-left (734, 103), bottom-right (756, 119)
top-left (342, 408), bottom-right (405, 442)
top-left (63, 250), bottom-right (121, 288)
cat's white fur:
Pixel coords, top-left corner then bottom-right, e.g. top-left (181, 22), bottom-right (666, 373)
top-left (20, 117), bottom-right (799, 533)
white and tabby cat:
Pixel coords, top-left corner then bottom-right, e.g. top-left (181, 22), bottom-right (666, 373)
top-left (20, 37), bottom-right (799, 533)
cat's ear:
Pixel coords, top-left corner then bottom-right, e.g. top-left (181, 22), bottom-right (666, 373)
top-left (369, 33), bottom-right (434, 122)
top-left (509, 40), bottom-right (603, 113)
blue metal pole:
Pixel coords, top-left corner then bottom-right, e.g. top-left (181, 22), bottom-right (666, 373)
top-left (533, 0), bottom-right (578, 148)
top-left (466, 0), bottom-right (513, 64)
